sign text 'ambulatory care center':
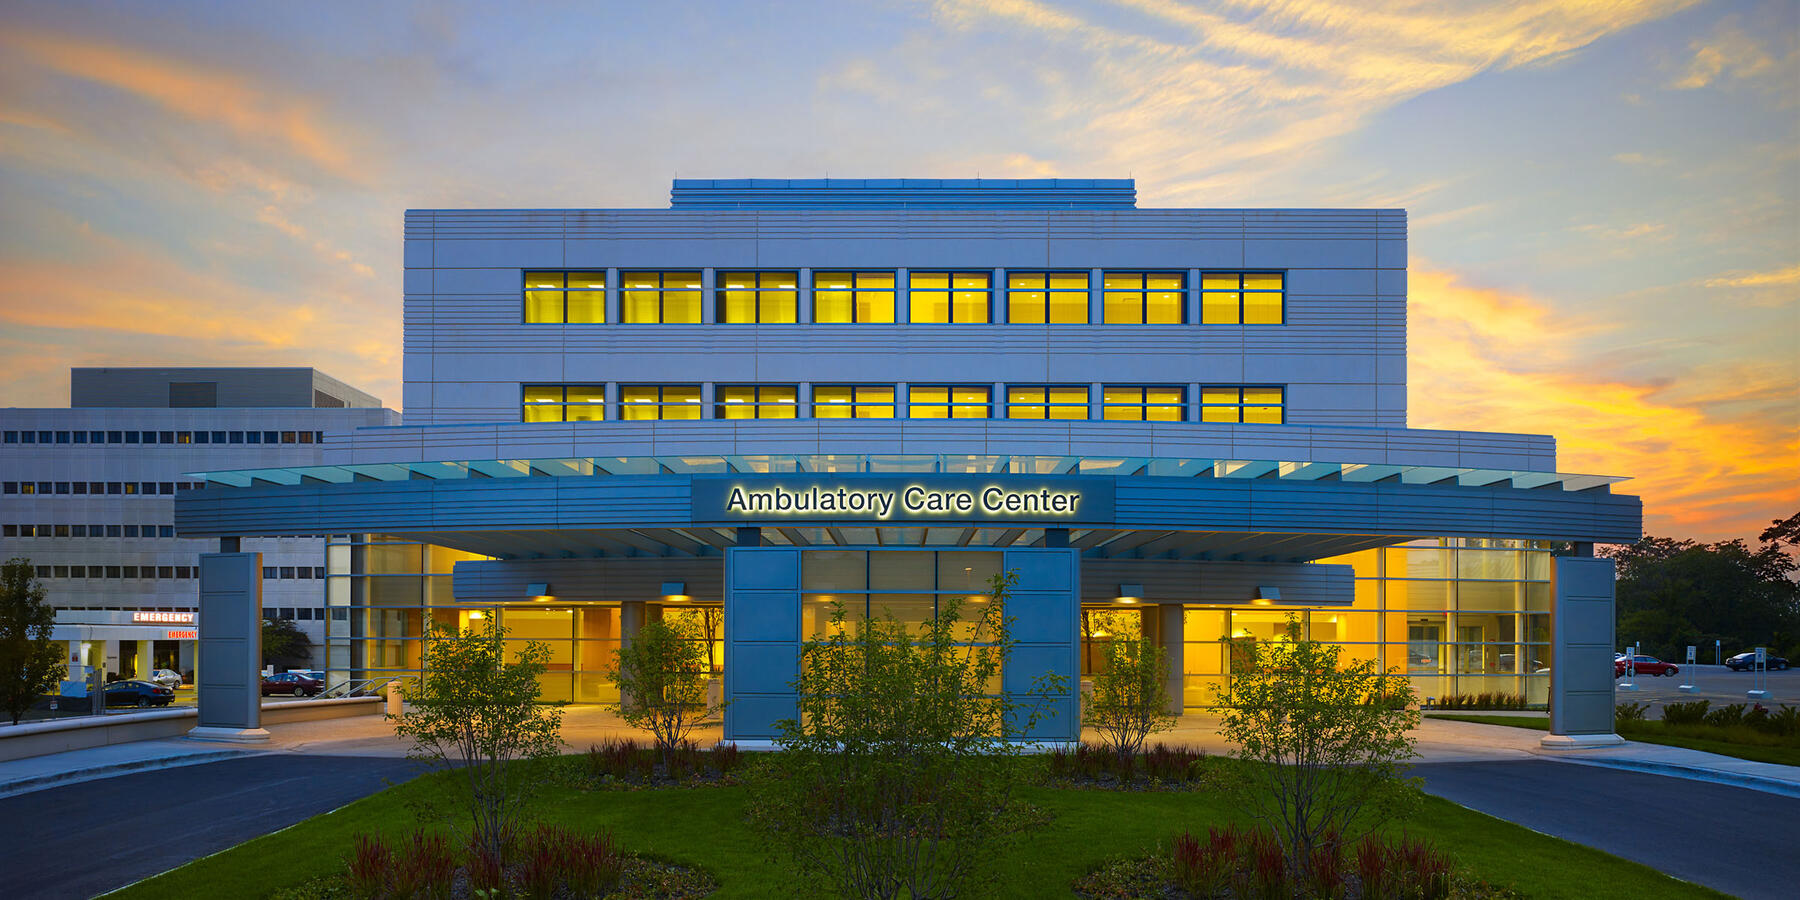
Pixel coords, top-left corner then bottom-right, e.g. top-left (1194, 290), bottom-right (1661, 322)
top-left (690, 475), bottom-right (1115, 524)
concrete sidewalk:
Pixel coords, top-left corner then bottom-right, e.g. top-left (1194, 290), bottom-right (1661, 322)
top-left (3, 706), bottom-right (1794, 799)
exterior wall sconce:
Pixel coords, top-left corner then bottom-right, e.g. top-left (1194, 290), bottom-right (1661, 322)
top-left (661, 581), bottom-right (690, 601)
top-left (527, 582), bottom-right (553, 601)
top-left (1253, 586), bottom-right (1281, 605)
top-left (1116, 583), bottom-right (1144, 604)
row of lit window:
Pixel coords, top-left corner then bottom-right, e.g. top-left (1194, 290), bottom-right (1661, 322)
top-left (3, 430), bottom-right (325, 446)
top-left (33, 564), bottom-right (196, 580)
top-left (5, 524), bottom-right (178, 538)
top-left (524, 385), bottom-right (1283, 423)
top-left (2, 481), bottom-right (204, 496)
top-left (524, 270), bottom-right (1283, 325)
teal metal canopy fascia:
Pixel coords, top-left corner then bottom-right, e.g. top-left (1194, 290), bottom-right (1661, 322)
top-left (189, 454), bottom-right (1627, 494)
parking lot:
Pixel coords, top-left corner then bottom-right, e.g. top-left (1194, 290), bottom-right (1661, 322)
top-left (1615, 662), bottom-right (1796, 716)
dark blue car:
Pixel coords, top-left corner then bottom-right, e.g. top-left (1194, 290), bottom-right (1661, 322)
top-left (1726, 652), bottom-right (1790, 671)
top-left (104, 680), bottom-right (175, 708)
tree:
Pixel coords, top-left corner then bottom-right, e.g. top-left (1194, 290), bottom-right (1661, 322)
top-left (1082, 636), bottom-right (1175, 761)
top-left (1, 559), bottom-right (65, 726)
top-left (392, 619), bottom-right (565, 860)
top-left (611, 617), bottom-right (725, 765)
top-left (1603, 516), bottom-right (1800, 661)
top-left (748, 570), bottom-right (1068, 899)
top-left (261, 617), bottom-right (313, 668)
top-left (1208, 615), bottom-right (1419, 878)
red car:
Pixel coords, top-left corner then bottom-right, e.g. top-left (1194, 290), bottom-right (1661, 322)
top-left (260, 671), bottom-right (323, 697)
top-left (1615, 655), bottom-right (1679, 678)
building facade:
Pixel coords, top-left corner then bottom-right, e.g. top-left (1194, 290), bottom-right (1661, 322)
top-left (2, 368), bottom-right (394, 683)
top-left (176, 179), bottom-right (1641, 741)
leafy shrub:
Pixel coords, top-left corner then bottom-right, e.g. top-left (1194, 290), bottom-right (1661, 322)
top-left (1705, 702), bottom-right (1747, 728)
top-left (1760, 704), bottom-right (1800, 737)
top-left (1659, 699), bottom-right (1710, 726)
top-left (1614, 701), bottom-right (1648, 725)
top-left (1433, 692), bottom-right (1527, 711)
top-left (612, 618), bottom-right (727, 765)
top-left (1083, 637), bottom-right (1176, 760)
top-left (345, 834), bottom-right (390, 900)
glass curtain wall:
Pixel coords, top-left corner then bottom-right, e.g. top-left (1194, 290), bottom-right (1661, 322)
top-left (1175, 538), bottom-right (1553, 709)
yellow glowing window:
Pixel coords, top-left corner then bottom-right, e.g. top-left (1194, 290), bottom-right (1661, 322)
top-left (1007, 272), bottom-right (1089, 323)
top-left (1006, 385), bottom-right (1089, 419)
top-left (1198, 386), bottom-right (1284, 423)
top-left (716, 271), bottom-right (798, 323)
top-left (620, 385), bottom-right (703, 420)
top-left (524, 271), bottom-right (606, 324)
top-left (520, 384), bottom-right (606, 422)
top-left (813, 385), bottom-right (895, 418)
top-left (1101, 386), bottom-right (1186, 421)
top-left (909, 272), bottom-right (991, 323)
top-left (716, 385), bottom-right (798, 419)
top-left (1102, 272), bottom-right (1185, 324)
top-left (813, 272), bottom-right (895, 323)
top-left (1200, 272), bottom-right (1283, 325)
top-left (908, 385), bottom-right (991, 418)
top-left (620, 271), bottom-right (702, 324)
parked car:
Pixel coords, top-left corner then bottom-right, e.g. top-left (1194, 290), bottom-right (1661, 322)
top-left (1725, 652), bottom-right (1791, 671)
top-left (104, 680), bottom-right (175, 708)
top-left (1615, 655), bottom-right (1679, 677)
top-left (148, 669), bottom-right (183, 688)
top-left (260, 671), bottom-right (323, 697)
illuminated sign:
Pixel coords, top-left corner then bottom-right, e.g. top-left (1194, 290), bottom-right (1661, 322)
top-left (692, 475), bottom-right (1114, 524)
top-left (167, 629), bottom-right (198, 640)
top-left (133, 611), bottom-right (195, 624)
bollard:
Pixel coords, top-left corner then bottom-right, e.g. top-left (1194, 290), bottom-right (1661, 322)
top-left (385, 680), bottom-right (403, 716)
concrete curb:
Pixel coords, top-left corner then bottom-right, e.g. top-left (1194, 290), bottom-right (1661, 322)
top-left (1546, 754), bottom-right (1800, 799)
top-left (0, 748), bottom-right (263, 799)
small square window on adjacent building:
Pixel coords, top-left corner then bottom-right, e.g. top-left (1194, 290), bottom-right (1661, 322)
top-left (909, 272), bottom-right (991, 323)
top-left (1199, 386), bottom-right (1285, 423)
top-left (813, 272), bottom-right (896, 323)
top-left (908, 386), bottom-right (992, 418)
top-left (716, 385), bottom-right (798, 419)
top-left (813, 385), bottom-right (895, 418)
top-left (716, 272), bottom-right (799, 323)
top-left (1102, 272), bottom-right (1185, 324)
top-left (524, 271), bottom-right (606, 323)
top-left (1006, 385), bottom-right (1090, 420)
top-left (619, 385), bottom-right (703, 420)
top-left (1007, 272), bottom-right (1089, 323)
top-left (621, 271), bottom-right (703, 323)
top-left (522, 385), bottom-right (606, 422)
top-left (1200, 272), bottom-right (1284, 324)
top-left (1102, 386), bottom-right (1186, 421)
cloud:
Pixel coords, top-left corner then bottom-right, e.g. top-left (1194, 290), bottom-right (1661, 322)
top-left (1408, 266), bottom-right (1799, 541)
top-left (1574, 222), bottom-right (1671, 241)
top-left (1704, 264), bottom-right (1800, 288)
top-left (1612, 151), bottom-right (1668, 167)
top-left (0, 27), bottom-right (365, 182)
top-left (1670, 18), bottom-right (1787, 89)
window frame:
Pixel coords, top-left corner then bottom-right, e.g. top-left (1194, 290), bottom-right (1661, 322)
top-left (1005, 385), bottom-right (1091, 420)
top-left (715, 271), bottom-right (800, 324)
top-left (1101, 385), bottom-right (1188, 421)
top-left (1199, 271), bottom-right (1285, 325)
top-left (1101, 271), bottom-right (1187, 325)
top-left (523, 270), bottom-right (608, 324)
top-left (812, 271), bottom-right (897, 323)
top-left (907, 385), bottom-right (993, 419)
top-left (715, 384), bottom-right (800, 419)
top-left (907, 272), bottom-right (992, 324)
top-left (812, 385), bottom-right (897, 419)
top-left (618, 384), bottom-right (705, 420)
top-left (1005, 271), bottom-right (1091, 324)
top-left (521, 384), bottom-right (607, 423)
top-left (620, 270), bottom-right (704, 324)
top-left (1198, 385), bottom-right (1286, 424)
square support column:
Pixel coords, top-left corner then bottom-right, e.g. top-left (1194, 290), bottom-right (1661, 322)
top-left (1159, 604), bottom-right (1185, 714)
top-left (1543, 555), bottom-right (1625, 748)
top-left (190, 551), bottom-right (269, 743)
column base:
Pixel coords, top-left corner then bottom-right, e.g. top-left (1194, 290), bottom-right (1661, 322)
top-left (1539, 732), bottom-right (1625, 750)
top-left (187, 725), bottom-right (271, 743)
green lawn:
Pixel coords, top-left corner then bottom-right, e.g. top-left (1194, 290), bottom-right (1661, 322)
top-left (107, 760), bottom-right (1729, 900)
top-left (1426, 714), bottom-right (1800, 767)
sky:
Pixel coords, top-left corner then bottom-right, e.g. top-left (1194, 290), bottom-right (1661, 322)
top-left (0, 0), bottom-right (1794, 542)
